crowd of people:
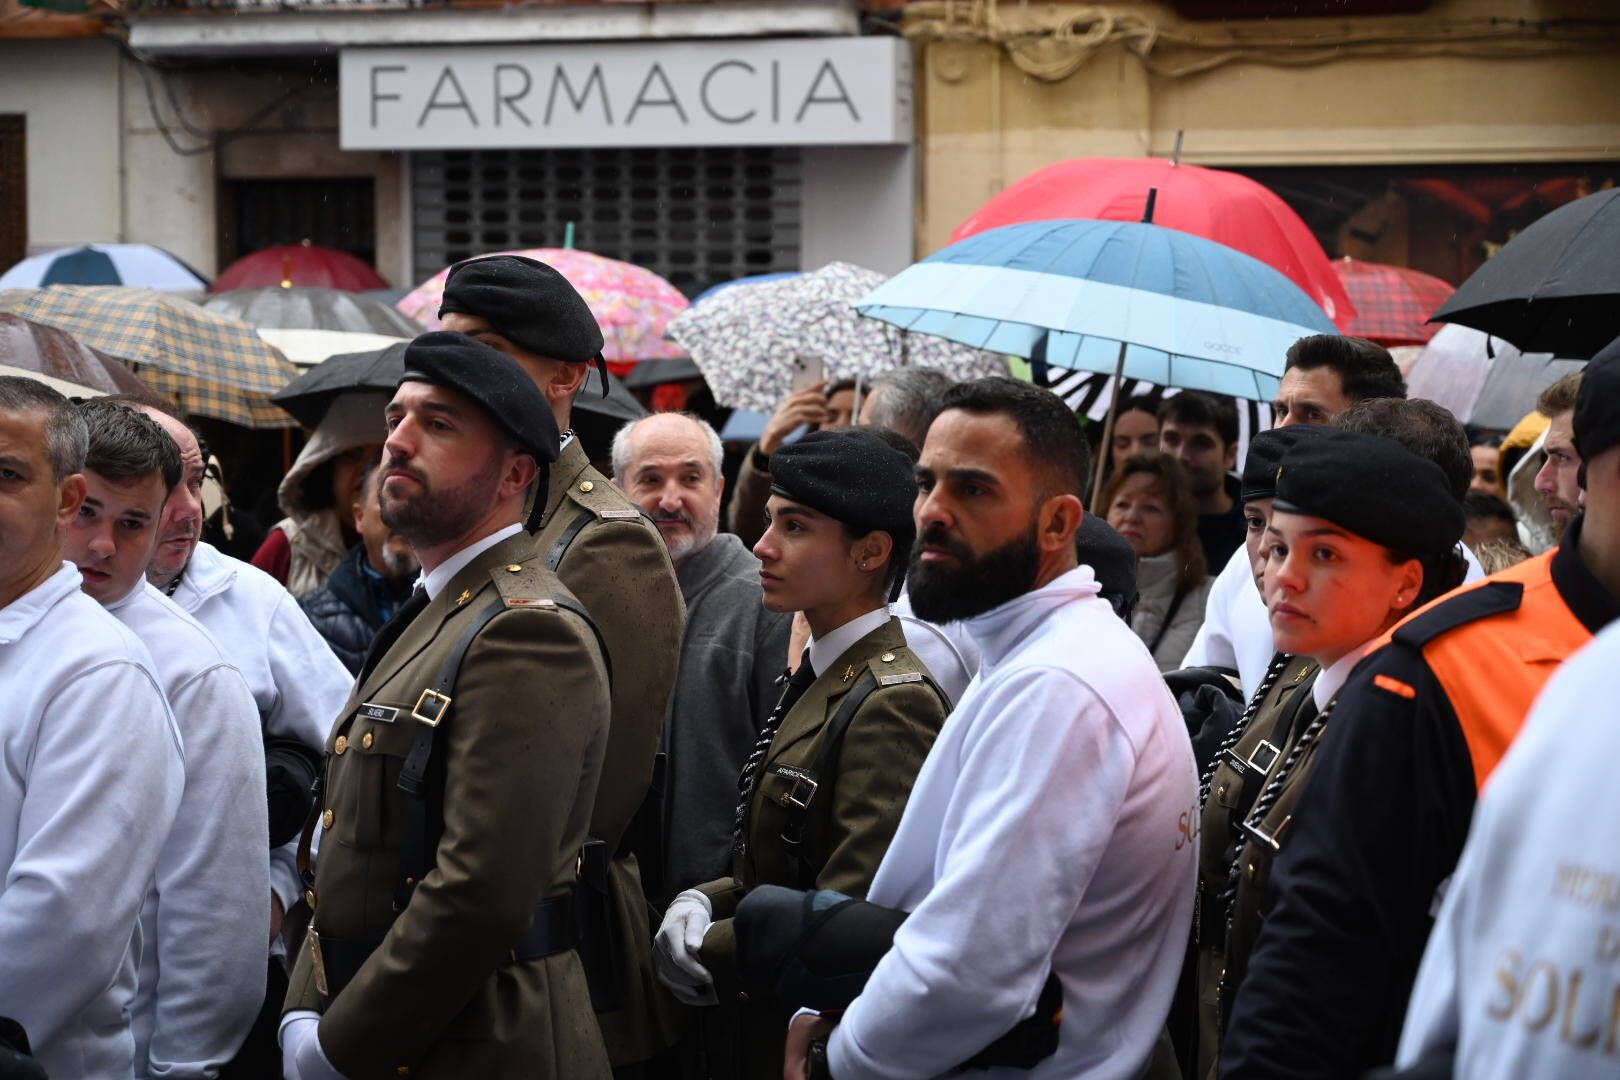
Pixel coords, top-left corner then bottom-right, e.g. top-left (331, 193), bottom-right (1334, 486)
top-left (0, 252), bottom-right (1616, 1080)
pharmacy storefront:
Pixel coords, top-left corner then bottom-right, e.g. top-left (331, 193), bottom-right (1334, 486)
top-left (340, 36), bottom-right (916, 296)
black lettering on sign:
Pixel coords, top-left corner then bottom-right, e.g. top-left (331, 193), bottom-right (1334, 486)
top-left (418, 66), bottom-right (479, 128)
top-left (547, 65), bottom-right (612, 126)
top-left (627, 63), bottom-right (688, 126)
top-left (370, 64), bottom-right (407, 128)
top-left (796, 60), bottom-right (860, 123)
top-left (493, 64), bottom-right (533, 126)
top-left (700, 60), bottom-right (756, 125)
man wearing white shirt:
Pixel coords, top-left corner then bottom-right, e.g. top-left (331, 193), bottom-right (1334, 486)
top-left (789, 378), bottom-right (1197, 1080)
top-left (0, 377), bottom-right (185, 1080)
top-left (63, 399), bottom-right (269, 1079)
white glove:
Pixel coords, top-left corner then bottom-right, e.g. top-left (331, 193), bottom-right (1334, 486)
top-left (653, 889), bottom-right (718, 1006)
top-left (279, 1013), bottom-right (347, 1080)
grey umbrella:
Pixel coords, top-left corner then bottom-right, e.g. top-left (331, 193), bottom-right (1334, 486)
top-left (204, 286), bottom-right (424, 337)
top-left (1405, 323), bottom-right (1580, 430)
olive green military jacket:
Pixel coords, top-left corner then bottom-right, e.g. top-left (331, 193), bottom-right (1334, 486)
top-left (284, 533), bottom-right (612, 1080)
top-left (695, 618), bottom-right (947, 1079)
top-left (529, 438), bottom-right (687, 1064)
top-left (1194, 654), bottom-right (1319, 1080)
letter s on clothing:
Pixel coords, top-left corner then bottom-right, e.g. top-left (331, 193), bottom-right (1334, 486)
top-left (1486, 948), bottom-right (1523, 1021)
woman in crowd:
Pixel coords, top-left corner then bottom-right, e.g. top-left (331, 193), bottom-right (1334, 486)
top-left (1102, 452), bottom-right (1210, 670)
top-left (1190, 430), bottom-right (1466, 1079)
top-left (651, 428), bottom-right (949, 1080)
top-left (1106, 394), bottom-right (1162, 481)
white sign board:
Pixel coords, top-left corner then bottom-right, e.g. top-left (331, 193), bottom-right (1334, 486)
top-left (340, 37), bottom-right (911, 150)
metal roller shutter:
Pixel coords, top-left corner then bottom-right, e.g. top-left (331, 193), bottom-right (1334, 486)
top-left (412, 145), bottom-right (802, 298)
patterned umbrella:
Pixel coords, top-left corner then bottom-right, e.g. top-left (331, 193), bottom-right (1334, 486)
top-left (0, 243), bottom-right (208, 292)
top-left (1331, 257), bottom-right (1455, 347)
top-left (0, 286), bottom-right (298, 428)
top-left (0, 312), bottom-right (151, 397)
top-left (667, 262), bottom-right (1007, 412)
top-left (399, 248), bottom-right (690, 362)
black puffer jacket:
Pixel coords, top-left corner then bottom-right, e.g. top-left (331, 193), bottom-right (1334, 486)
top-left (298, 544), bottom-right (414, 674)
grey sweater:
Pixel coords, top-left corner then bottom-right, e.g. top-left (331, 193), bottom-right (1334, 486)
top-left (662, 533), bottom-right (794, 898)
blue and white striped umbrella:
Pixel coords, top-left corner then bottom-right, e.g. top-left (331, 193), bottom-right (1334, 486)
top-left (0, 244), bottom-right (208, 291)
top-left (855, 219), bottom-right (1337, 402)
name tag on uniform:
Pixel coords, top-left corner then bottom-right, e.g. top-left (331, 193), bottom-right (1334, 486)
top-left (357, 702), bottom-right (398, 724)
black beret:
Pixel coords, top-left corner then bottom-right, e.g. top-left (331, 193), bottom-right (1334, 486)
top-left (398, 331), bottom-right (560, 463)
top-left (1273, 430), bottom-right (1463, 557)
top-left (1240, 425), bottom-right (1329, 503)
top-left (1573, 333), bottom-right (1620, 463)
top-left (438, 255), bottom-right (604, 364)
top-left (1075, 513), bottom-right (1138, 618)
top-left (768, 429), bottom-right (916, 543)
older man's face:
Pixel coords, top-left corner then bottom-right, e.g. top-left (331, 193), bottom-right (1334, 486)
top-left (0, 408), bottom-right (84, 599)
top-left (616, 414), bottom-right (721, 568)
top-left (138, 408), bottom-right (206, 587)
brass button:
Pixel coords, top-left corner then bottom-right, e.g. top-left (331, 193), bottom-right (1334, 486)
top-left (880, 652), bottom-right (895, 663)
top-left (321, 809), bottom-right (334, 830)
top-left (405, 876), bottom-right (417, 887)
top-left (333, 735), bottom-right (347, 755)
top-left (737, 991), bottom-right (749, 1003)
top-left (362, 732), bottom-right (375, 750)
top-left (579, 480), bottom-right (594, 493)
top-left (506, 564), bottom-right (523, 573)
top-left (305, 889), bottom-right (317, 910)
top-left (1246, 862), bottom-right (1257, 881)
top-left (1215, 783), bottom-right (1228, 799)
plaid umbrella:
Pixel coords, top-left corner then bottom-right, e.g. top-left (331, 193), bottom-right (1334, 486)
top-left (668, 262), bottom-right (1006, 412)
top-left (0, 286), bottom-right (298, 428)
top-left (1331, 257), bottom-right (1456, 346)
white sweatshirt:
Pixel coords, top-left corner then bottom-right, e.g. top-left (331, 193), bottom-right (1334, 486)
top-left (1398, 619), bottom-right (1620, 1078)
top-left (109, 582), bottom-right (270, 1080)
top-left (828, 566), bottom-right (1198, 1080)
top-left (0, 565), bottom-right (184, 1080)
top-left (167, 542), bottom-right (352, 917)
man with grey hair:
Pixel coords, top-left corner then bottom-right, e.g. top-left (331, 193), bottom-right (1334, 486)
top-left (612, 412), bottom-right (793, 897)
top-left (858, 367), bottom-right (954, 448)
top-left (0, 376), bottom-right (184, 1080)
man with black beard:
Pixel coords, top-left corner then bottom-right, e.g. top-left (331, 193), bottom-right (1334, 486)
top-left (785, 377), bottom-right (1197, 1080)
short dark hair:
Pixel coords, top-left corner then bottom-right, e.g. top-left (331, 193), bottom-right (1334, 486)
top-left (865, 368), bottom-right (953, 446)
top-left (1117, 395), bottom-right (1159, 421)
top-left (938, 376), bottom-right (1089, 498)
top-left (1337, 397), bottom-right (1471, 503)
top-left (826, 377), bottom-right (859, 398)
top-left (1285, 335), bottom-right (1406, 403)
top-left (1158, 391), bottom-right (1238, 448)
top-left (0, 375), bottom-right (89, 481)
top-left (1463, 490), bottom-right (1517, 526)
top-left (1537, 372), bottom-right (1582, 418)
top-left (78, 398), bottom-right (183, 493)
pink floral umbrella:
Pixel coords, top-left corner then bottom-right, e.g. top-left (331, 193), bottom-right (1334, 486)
top-left (398, 249), bottom-right (689, 361)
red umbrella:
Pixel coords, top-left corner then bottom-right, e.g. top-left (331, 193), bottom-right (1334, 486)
top-left (1332, 257), bottom-right (1456, 347)
top-left (212, 242), bottom-right (388, 293)
top-left (951, 157), bottom-right (1356, 328)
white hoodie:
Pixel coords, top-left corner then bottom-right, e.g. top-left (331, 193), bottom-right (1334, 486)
top-left (829, 565), bottom-right (1198, 1080)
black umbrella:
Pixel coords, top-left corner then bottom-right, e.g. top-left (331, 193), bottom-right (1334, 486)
top-left (625, 356), bottom-right (701, 389)
top-left (1431, 187), bottom-right (1620, 359)
top-left (274, 342), bottom-right (646, 448)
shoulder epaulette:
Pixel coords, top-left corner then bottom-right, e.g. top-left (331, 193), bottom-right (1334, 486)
top-left (565, 476), bottom-right (650, 523)
top-left (1391, 581), bottom-right (1525, 650)
top-left (491, 559), bottom-right (558, 609)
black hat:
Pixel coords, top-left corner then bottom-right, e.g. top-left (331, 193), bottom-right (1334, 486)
top-left (1273, 430), bottom-right (1463, 557)
top-left (438, 255), bottom-right (605, 365)
top-left (398, 331), bottom-right (560, 463)
top-left (768, 429), bottom-right (917, 545)
top-left (1075, 513), bottom-right (1139, 619)
top-left (1573, 333), bottom-right (1620, 463)
top-left (1240, 425), bottom-right (1328, 503)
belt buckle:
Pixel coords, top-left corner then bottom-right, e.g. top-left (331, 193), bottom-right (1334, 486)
top-left (308, 928), bottom-right (329, 997)
top-left (411, 689), bottom-right (451, 727)
top-left (785, 775), bottom-right (819, 810)
top-left (1247, 739), bottom-right (1282, 773)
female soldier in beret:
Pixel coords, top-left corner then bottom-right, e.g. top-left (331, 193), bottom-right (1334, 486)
top-left (1192, 430), bottom-right (1466, 1080)
top-left (651, 428), bottom-right (948, 1080)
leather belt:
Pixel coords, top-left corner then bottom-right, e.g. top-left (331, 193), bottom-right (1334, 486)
top-left (314, 893), bottom-right (577, 1000)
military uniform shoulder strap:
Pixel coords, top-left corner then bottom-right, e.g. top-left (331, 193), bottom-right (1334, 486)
top-left (491, 560), bottom-right (612, 683)
top-left (1391, 580), bottom-right (1525, 651)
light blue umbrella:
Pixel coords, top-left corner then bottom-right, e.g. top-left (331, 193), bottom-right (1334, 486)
top-left (855, 218), bottom-right (1336, 403)
top-left (0, 243), bottom-right (208, 291)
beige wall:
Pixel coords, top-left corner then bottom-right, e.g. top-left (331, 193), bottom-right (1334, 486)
top-left (910, 0), bottom-right (1620, 255)
top-left (0, 38), bottom-right (122, 253)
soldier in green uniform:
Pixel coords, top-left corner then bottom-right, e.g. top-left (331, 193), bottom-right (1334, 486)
top-left (437, 256), bottom-right (687, 1069)
top-left (652, 428), bottom-right (949, 1079)
top-left (280, 332), bottom-right (613, 1080)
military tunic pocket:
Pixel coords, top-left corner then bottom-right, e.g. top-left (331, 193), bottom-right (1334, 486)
top-left (334, 704), bottom-right (418, 850)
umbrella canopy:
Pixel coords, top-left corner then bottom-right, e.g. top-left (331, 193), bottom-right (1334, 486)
top-left (1431, 186), bottom-right (1620, 359)
top-left (399, 248), bottom-right (690, 362)
top-left (255, 330), bottom-right (411, 368)
top-left (857, 220), bottom-right (1337, 403)
top-left (668, 261), bottom-right (1007, 412)
top-left (0, 286), bottom-right (298, 428)
top-left (204, 286), bottom-right (423, 337)
top-left (0, 312), bottom-right (150, 397)
top-left (690, 271), bottom-right (802, 307)
top-left (0, 243), bottom-right (207, 291)
top-left (951, 158), bottom-right (1355, 327)
top-left (1332, 257), bottom-right (1455, 347)
top-left (213, 242), bottom-right (389, 293)
top-left (1405, 323), bottom-right (1580, 430)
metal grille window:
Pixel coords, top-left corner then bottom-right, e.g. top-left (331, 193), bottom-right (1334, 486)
top-left (412, 146), bottom-right (802, 298)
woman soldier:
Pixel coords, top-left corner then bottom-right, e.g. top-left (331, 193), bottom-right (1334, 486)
top-left (652, 427), bottom-right (949, 1079)
top-left (1193, 430), bottom-right (1465, 1078)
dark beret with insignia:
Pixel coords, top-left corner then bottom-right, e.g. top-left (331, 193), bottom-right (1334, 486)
top-left (1240, 424), bottom-right (1329, 503)
top-left (438, 255), bottom-right (604, 364)
top-left (399, 331), bottom-right (560, 463)
top-left (769, 428), bottom-right (917, 544)
top-left (1574, 333), bottom-right (1620, 463)
top-left (1273, 430), bottom-right (1463, 557)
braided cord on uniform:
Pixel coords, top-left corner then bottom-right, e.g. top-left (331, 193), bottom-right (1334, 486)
top-left (1196, 652), bottom-right (1292, 808)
